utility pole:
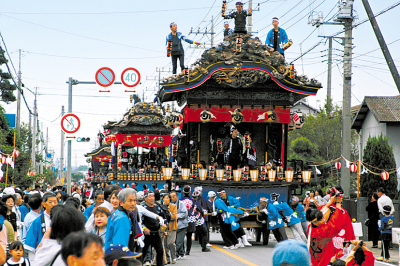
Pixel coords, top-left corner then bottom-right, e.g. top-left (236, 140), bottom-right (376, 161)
top-left (327, 37), bottom-right (332, 104)
top-left (40, 122), bottom-right (44, 174)
top-left (67, 78), bottom-right (74, 195)
top-left (46, 127), bottom-right (48, 170)
top-left (31, 87), bottom-right (37, 175)
top-left (60, 106), bottom-right (65, 185)
top-left (16, 49), bottom-right (22, 134)
top-left (339, 0), bottom-right (354, 198)
top-left (189, 17), bottom-right (215, 47)
top-left (248, 0), bottom-right (252, 33)
top-left (361, 0), bottom-right (400, 92)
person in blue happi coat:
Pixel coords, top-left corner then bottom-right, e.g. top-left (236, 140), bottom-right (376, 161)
top-left (275, 201), bottom-right (307, 243)
top-left (215, 189), bottom-right (251, 248)
top-left (105, 188), bottom-right (142, 252)
top-left (262, 199), bottom-right (288, 242)
top-left (290, 196), bottom-right (308, 236)
top-left (24, 192), bottom-right (57, 262)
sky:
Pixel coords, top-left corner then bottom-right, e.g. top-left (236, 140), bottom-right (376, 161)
top-left (1, 0), bottom-right (400, 168)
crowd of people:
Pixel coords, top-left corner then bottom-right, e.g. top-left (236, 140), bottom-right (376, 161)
top-left (0, 182), bottom-right (393, 266)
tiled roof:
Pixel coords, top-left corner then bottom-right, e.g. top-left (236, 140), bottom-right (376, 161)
top-left (352, 96), bottom-right (400, 131)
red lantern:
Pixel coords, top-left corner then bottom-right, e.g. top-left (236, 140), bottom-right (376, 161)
top-left (1, 157), bottom-right (6, 164)
top-left (381, 171), bottom-right (389, 181)
top-left (335, 162), bottom-right (341, 170)
top-left (350, 164), bottom-right (357, 173)
top-left (13, 150), bottom-right (20, 157)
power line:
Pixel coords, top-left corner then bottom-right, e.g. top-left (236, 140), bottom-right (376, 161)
top-left (1, 14), bottom-right (163, 53)
top-left (25, 51), bottom-right (165, 60)
top-left (0, 6), bottom-right (219, 15)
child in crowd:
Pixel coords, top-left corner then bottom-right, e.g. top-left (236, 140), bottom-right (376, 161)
top-left (5, 241), bottom-right (30, 266)
top-left (91, 207), bottom-right (111, 244)
top-left (376, 205), bottom-right (393, 262)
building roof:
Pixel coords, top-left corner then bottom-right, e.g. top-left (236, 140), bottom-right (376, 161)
top-left (352, 96), bottom-right (400, 131)
top-left (291, 101), bottom-right (320, 113)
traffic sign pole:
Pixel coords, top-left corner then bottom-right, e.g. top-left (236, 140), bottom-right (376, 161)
top-left (67, 78), bottom-right (73, 195)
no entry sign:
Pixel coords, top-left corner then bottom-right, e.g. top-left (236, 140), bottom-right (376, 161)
top-left (95, 67), bottom-right (115, 87)
top-left (121, 68), bottom-right (141, 87)
top-left (61, 113), bottom-right (81, 134)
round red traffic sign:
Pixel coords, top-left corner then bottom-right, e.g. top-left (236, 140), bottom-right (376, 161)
top-left (95, 67), bottom-right (115, 87)
top-left (121, 68), bottom-right (141, 87)
top-left (61, 114), bottom-right (81, 134)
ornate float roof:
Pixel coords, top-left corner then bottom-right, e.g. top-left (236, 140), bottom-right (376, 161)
top-left (103, 102), bottom-right (173, 135)
top-left (84, 144), bottom-right (111, 158)
top-left (158, 33), bottom-right (321, 106)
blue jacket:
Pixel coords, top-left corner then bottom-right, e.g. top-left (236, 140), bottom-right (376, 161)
top-left (24, 213), bottom-right (46, 253)
top-left (84, 205), bottom-right (95, 221)
top-left (105, 209), bottom-right (142, 250)
top-left (19, 205), bottom-right (29, 222)
top-left (265, 28), bottom-right (288, 54)
top-left (165, 32), bottom-right (195, 46)
top-left (275, 202), bottom-right (301, 226)
top-left (294, 203), bottom-right (306, 222)
top-left (266, 203), bottom-right (284, 230)
top-left (215, 198), bottom-right (243, 231)
top-left (379, 215), bottom-right (393, 234)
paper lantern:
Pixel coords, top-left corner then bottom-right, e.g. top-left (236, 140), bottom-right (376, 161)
top-left (250, 170), bottom-right (259, 182)
top-left (302, 171), bottom-right (312, 183)
top-left (230, 109), bottom-right (243, 124)
top-left (215, 169), bottom-right (224, 181)
top-left (293, 112), bottom-right (305, 129)
top-left (381, 171), bottom-right (389, 181)
top-left (268, 170), bottom-right (276, 182)
top-left (350, 164), bottom-right (357, 173)
top-left (163, 168), bottom-right (173, 180)
top-left (172, 112), bottom-right (184, 126)
top-left (200, 109), bottom-right (216, 123)
top-left (1, 157), bottom-right (6, 164)
top-left (335, 162), bottom-right (341, 170)
top-left (199, 169), bottom-right (208, 181)
top-left (13, 150), bottom-right (20, 157)
top-left (233, 170), bottom-right (242, 182)
top-left (285, 170), bottom-right (294, 182)
top-left (181, 168), bottom-right (190, 181)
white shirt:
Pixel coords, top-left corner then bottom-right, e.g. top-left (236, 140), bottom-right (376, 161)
top-left (377, 194), bottom-right (395, 215)
top-left (44, 211), bottom-right (51, 230)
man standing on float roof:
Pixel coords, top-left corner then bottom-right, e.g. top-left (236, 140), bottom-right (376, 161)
top-left (265, 17), bottom-right (289, 56)
top-left (223, 2), bottom-right (252, 34)
top-left (166, 22), bottom-right (201, 75)
top-left (223, 21), bottom-right (234, 37)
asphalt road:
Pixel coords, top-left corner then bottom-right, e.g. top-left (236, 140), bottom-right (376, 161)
top-left (172, 232), bottom-right (396, 266)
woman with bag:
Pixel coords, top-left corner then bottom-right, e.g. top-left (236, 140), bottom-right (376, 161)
top-left (366, 193), bottom-right (380, 248)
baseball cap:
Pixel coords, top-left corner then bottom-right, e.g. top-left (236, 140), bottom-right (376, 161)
top-left (3, 187), bottom-right (15, 196)
top-left (105, 245), bottom-right (141, 265)
top-left (208, 191), bottom-right (216, 198)
top-left (383, 205), bottom-right (392, 214)
top-left (272, 240), bottom-right (310, 266)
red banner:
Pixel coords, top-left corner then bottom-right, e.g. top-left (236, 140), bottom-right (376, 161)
top-left (184, 105), bottom-right (290, 124)
top-left (115, 134), bottom-right (172, 147)
top-left (93, 155), bottom-right (112, 161)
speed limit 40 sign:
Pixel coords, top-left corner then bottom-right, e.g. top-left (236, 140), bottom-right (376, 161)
top-left (121, 68), bottom-right (141, 87)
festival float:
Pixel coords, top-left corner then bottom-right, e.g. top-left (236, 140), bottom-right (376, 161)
top-left (158, 32), bottom-right (322, 205)
top-left (101, 102), bottom-right (174, 185)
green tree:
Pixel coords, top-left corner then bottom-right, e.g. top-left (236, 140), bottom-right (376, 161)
top-left (360, 134), bottom-right (398, 199)
top-left (0, 105), bottom-right (37, 187)
top-left (0, 48), bottom-right (17, 103)
top-left (288, 99), bottom-right (359, 191)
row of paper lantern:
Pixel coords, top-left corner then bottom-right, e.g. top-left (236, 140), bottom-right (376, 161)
top-left (335, 162), bottom-right (390, 180)
top-left (161, 168), bottom-right (313, 183)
